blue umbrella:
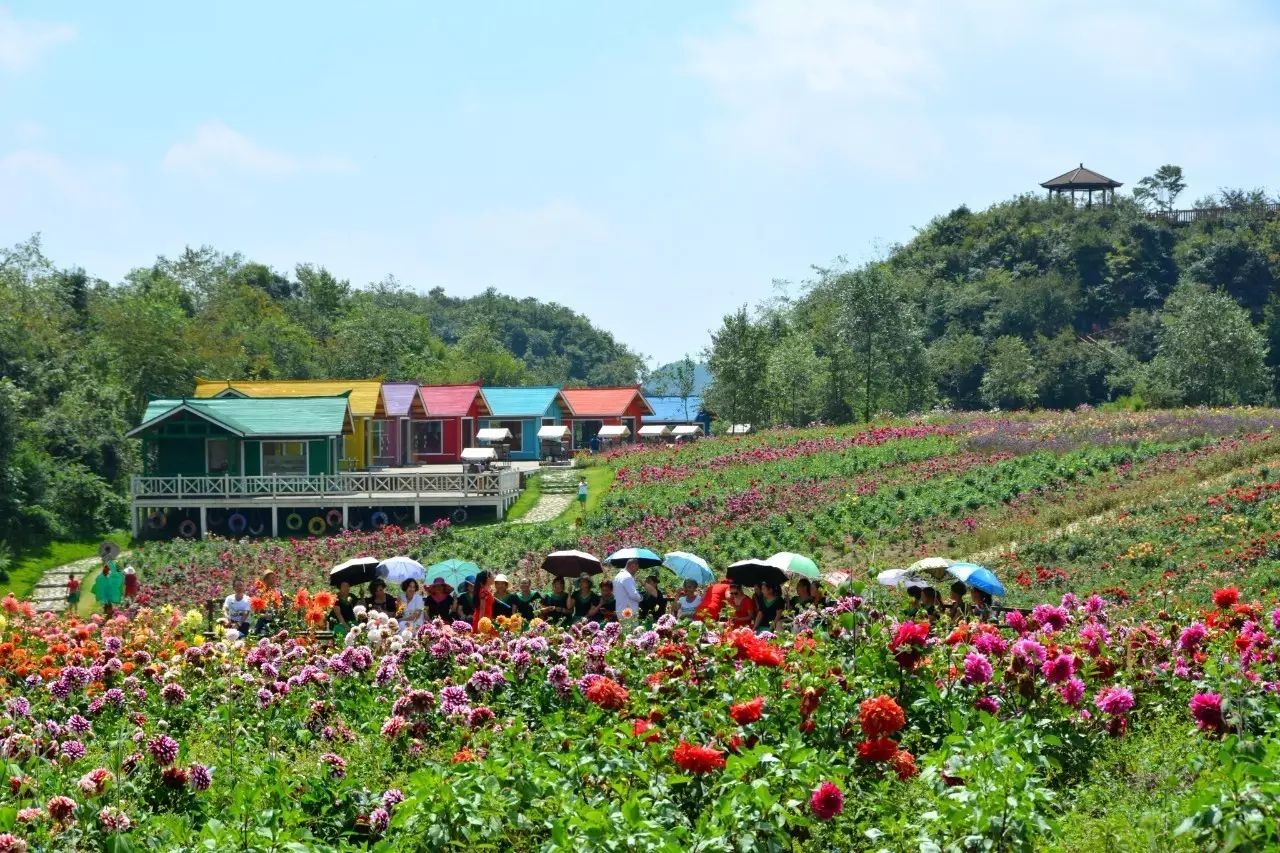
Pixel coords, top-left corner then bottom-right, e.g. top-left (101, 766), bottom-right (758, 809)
top-left (947, 562), bottom-right (1005, 597)
top-left (426, 559), bottom-right (481, 590)
top-left (606, 547), bottom-right (662, 569)
top-left (663, 551), bottom-right (714, 584)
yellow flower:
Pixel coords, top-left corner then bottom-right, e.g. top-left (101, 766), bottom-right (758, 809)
top-left (476, 617), bottom-right (495, 635)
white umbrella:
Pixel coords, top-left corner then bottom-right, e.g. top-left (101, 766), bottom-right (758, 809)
top-left (877, 569), bottom-right (931, 588)
top-left (377, 556), bottom-right (426, 585)
top-left (906, 557), bottom-right (954, 579)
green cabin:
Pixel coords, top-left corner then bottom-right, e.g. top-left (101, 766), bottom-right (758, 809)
top-left (127, 395), bottom-right (355, 478)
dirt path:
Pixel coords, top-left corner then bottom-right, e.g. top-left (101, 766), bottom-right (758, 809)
top-left (30, 556), bottom-right (117, 613)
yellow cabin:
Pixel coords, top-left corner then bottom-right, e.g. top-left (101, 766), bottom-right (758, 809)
top-left (193, 378), bottom-right (384, 470)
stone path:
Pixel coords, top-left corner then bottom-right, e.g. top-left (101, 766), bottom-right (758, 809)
top-left (31, 555), bottom-right (110, 613)
top-left (512, 468), bottom-right (578, 525)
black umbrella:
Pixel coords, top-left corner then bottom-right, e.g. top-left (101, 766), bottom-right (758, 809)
top-left (329, 556), bottom-right (380, 587)
top-left (98, 541), bottom-right (122, 562)
top-left (541, 550), bottom-right (603, 579)
top-left (726, 559), bottom-right (786, 588)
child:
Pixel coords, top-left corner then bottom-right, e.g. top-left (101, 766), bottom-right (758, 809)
top-left (577, 478), bottom-right (588, 510)
top-left (66, 576), bottom-right (81, 608)
top-left (124, 567), bottom-right (139, 601)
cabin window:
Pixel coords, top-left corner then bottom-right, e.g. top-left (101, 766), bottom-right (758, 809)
top-left (496, 420), bottom-right (523, 452)
top-left (206, 438), bottom-right (233, 474)
top-left (412, 420), bottom-right (443, 456)
top-left (371, 420), bottom-right (394, 458)
top-left (572, 419), bottom-right (604, 449)
top-left (262, 441), bottom-right (307, 476)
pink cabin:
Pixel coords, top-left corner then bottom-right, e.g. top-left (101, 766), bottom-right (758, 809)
top-left (407, 384), bottom-right (491, 464)
top-left (372, 382), bottom-right (420, 467)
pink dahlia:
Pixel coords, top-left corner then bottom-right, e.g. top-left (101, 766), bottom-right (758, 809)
top-left (1058, 677), bottom-right (1085, 707)
top-left (1040, 653), bottom-right (1075, 684)
top-left (1177, 622), bottom-right (1208, 652)
top-left (963, 652), bottom-right (993, 686)
top-left (809, 781), bottom-right (844, 821)
top-left (1189, 692), bottom-right (1225, 733)
top-left (1094, 685), bottom-right (1134, 716)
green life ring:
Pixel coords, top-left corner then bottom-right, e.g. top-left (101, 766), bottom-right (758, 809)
top-left (285, 513), bottom-right (304, 532)
top-left (307, 516), bottom-right (327, 536)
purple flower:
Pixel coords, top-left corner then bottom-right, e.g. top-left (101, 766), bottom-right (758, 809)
top-left (1011, 638), bottom-right (1046, 668)
top-left (160, 683), bottom-right (187, 705)
top-left (60, 739), bottom-right (86, 761)
top-left (1058, 677), bottom-right (1085, 706)
top-left (369, 806), bottom-right (390, 833)
top-left (98, 805), bottom-right (131, 833)
top-left (1040, 654), bottom-right (1075, 685)
top-left (66, 714), bottom-right (91, 734)
top-left (148, 734), bottom-right (180, 766)
top-left (188, 763), bottom-right (213, 791)
top-left (962, 652), bottom-right (992, 686)
top-left (1177, 622), bottom-right (1207, 652)
top-left (1095, 685), bottom-right (1134, 716)
top-left (382, 788), bottom-right (405, 811)
top-left (320, 752), bottom-right (346, 779)
top-left (974, 695), bottom-right (1000, 714)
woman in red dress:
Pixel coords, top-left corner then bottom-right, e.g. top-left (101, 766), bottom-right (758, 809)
top-left (472, 570), bottom-right (494, 630)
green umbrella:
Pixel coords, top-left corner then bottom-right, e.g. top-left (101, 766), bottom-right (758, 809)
top-left (767, 552), bottom-right (820, 580)
top-left (427, 559), bottom-right (481, 590)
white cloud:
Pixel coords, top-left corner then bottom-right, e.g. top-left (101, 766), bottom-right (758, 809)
top-left (0, 148), bottom-right (125, 210)
top-left (0, 6), bottom-right (75, 72)
top-left (162, 122), bottom-right (356, 179)
top-left (685, 0), bottom-right (1280, 175)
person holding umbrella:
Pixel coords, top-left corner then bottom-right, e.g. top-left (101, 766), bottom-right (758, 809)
top-left (613, 559), bottom-right (642, 625)
top-left (425, 578), bottom-right (454, 621)
top-left (538, 577), bottom-right (571, 625)
top-left (401, 579), bottom-right (424, 630)
top-left (727, 583), bottom-right (757, 628)
top-left (453, 577), bottom-right (477, 622)
top-left (639, 575), bottom-right (667, 623)
top-left (366, 579), bottom-right (399, 617)
top-left (754, 580), bottom-right (785, 633)
top-left (330, 581), bottom-right (357, 638)
top-left (570, 574), bottom-right (599, 625)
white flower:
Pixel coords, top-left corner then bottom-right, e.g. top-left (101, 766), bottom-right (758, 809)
top-left (344, 631), bottom-right (358, 647)
top-left (225, 629), bottom-right (241, 642)
top-left (353, 605), bottom-right (367, 618)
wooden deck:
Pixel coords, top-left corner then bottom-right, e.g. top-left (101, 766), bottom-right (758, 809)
top-left (129, 469), bottom-right (523, 537)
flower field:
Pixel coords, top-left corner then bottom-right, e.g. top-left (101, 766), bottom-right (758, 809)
top-left (7, 409), bottom-right (1280, 849)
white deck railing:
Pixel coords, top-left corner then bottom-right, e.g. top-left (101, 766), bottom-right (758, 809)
top-left (131, 469), bottom-right (521, 500)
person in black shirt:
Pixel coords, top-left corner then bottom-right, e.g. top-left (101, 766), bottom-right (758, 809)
top-left (755, 580), bottom-right (785, 633)
top-left (538, 577), bottom-right (571, 625)
top-left (570, 574), bottom-right (599, 625)
top-left (366, 579), bottom-right (399, 618)
top-left (425, 577), bottom-right (455, 621)
top-left (454, 577), bottom-right (476, 622)
top-left (330, 581), bottom-right (358, 633)
top-left (638, 574), bottom-right (667, 624)
top-left (513, 578), bottom-right (541, 620)
top-left (591, 579), bottom-right (617, 623)
top-left (493, 574), bottom-right (519, 618)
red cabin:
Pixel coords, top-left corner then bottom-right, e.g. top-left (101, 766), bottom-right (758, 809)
top-left (559, 386), bottom-right (654, 451)
top-left (407, 384), bottom-right (490, 464)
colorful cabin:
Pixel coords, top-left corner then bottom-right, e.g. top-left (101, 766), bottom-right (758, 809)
top-left (194, 378), bottom-right (382, 470)
top-left (372, 382), bottom-right (419, 467)
top-left (407, 384), bottom-right (490, 464)
top-left (644, 394), bottom-right (713, 436)
top-left (560, 386), bottom-right (654, 450)
top-left (127, 395), bottom-right (354, 477)
top-left (477, 387), bottom-right (567, 461)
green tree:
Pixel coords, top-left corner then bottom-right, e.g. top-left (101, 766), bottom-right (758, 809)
top-left (928, 331), bottom-right (985, 409)
top-left (672, 356), bottom-right (698, 421)
top-left (1133, 164), bottom-right (1186, 213)
top-left (980, 336), bottom-right (1038, 409)
top-left (704, 306), bottom-right (768, 428)
top-left (763, 334), bottom-right (829, 427)
top-left (832, 267), bottom-right (927, 421)
top-left (1144, 283), bottom-right (1270, 405)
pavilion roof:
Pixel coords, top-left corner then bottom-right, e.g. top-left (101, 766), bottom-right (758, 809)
top-left (1040, 164), bottom-right (1122, 190)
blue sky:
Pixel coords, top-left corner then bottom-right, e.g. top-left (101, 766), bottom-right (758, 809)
top-left (3, 1), bottom-right (1280, 365)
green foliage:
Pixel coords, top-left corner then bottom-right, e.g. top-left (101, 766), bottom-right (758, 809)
top-left (1133, 164), bottom-right (1187, 213)
top-left (980, 336), bottom-right (1038, 410)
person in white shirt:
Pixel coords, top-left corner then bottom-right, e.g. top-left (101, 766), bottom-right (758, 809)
top-left (222, 578), bottom-right (251, 634)
top-left (613, 559), bottom-right (642, 624)
top-left (674, 579), bottom-right (703, 619)
top-left (400, 578), bottom-right (424, 631)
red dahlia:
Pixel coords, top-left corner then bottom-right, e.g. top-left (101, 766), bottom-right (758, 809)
top-left (858, 695), bottom-right (906, 738)
top-left (1212, 587), bottom-right (1240, 609)
top-left (856, 738), bottom-right (898, 763)
top-left (889, 749), bottom-right (918, 780)
top-left (729, 697), bottom-right (764, 725)
top-left (672, 741), bottom-right (726, 774)
top-left (585, 677), bottom-right (629, 711)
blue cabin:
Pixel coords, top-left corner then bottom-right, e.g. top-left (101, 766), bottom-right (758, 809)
top-left (477, 387), bottom-right (568, 461)
top-left (644, 395), bottom-right (712, 436)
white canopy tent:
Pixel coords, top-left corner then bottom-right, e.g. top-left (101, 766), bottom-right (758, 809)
top-left (638, 424), bottom-right (670, 438)
top-left (476, 427), bottom-right (513, 443)
top-left (597, 425), bottom-right (630, 440)
top-left (537, 425), bottom-right (569, 441)
top-left (671, 424), bottom-right (703, 437)
top-left (461, 447), bottom-right (497, 462)
top-left (728, 424), bottom-right (752, 435)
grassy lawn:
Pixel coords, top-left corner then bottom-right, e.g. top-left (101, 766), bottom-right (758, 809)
top-left (0, 532), bottom-right (130, 600)
top-left (503, 471), bottom-right (544, 521)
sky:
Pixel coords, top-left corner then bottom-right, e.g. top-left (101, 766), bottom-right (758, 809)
top-left (2, 1), bottom-right (1280, 366)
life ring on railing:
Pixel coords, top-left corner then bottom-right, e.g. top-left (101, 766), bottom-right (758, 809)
top-left (228, 513), bottom-right (248, 534)
top-left (285, 513), bottom-right (304, 532)
top-left (307, 516), bottom-right (327, 536)
top-left (177, 519), bottom-right (198, 539)
top-left (451, 507), bottom-right (469, 524)
top-left (147, 512), bottom-right (167, 530)
top-left (248, 521), bottom-right (266, 536)
top-left (207, 509), bottom-right (226, 527)
top-left (370, 511), bottom-right (389, 529)
top-left (326, 509), bottom-right (343, 528)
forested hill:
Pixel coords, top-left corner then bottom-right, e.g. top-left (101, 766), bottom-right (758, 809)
top-left (0, 239), bottom-right (641, 552)
top-left (706, 184), bottom-right (1280, 427)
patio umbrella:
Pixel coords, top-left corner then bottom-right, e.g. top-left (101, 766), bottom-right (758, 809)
top-left (377, 555), bottom-right (426, 585)
top-left (329, 556), bottom-right (380, 587)
top-left (542, 550), bottom-right (603, 579)
top-left (726, 559), bottom-right (786, 588)
top-left (947, 562), bottom-right (1006, 597)
top-left (907, 557), bottom-right (954, 579)
top-left (427, 559), bottom-right (480, 590)
top-left (767, 552), bottom-right (820, 580)
top-left (662, 551), bottom-right (714, 585)
top-left (606, 547), bottom-right (663, 569)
